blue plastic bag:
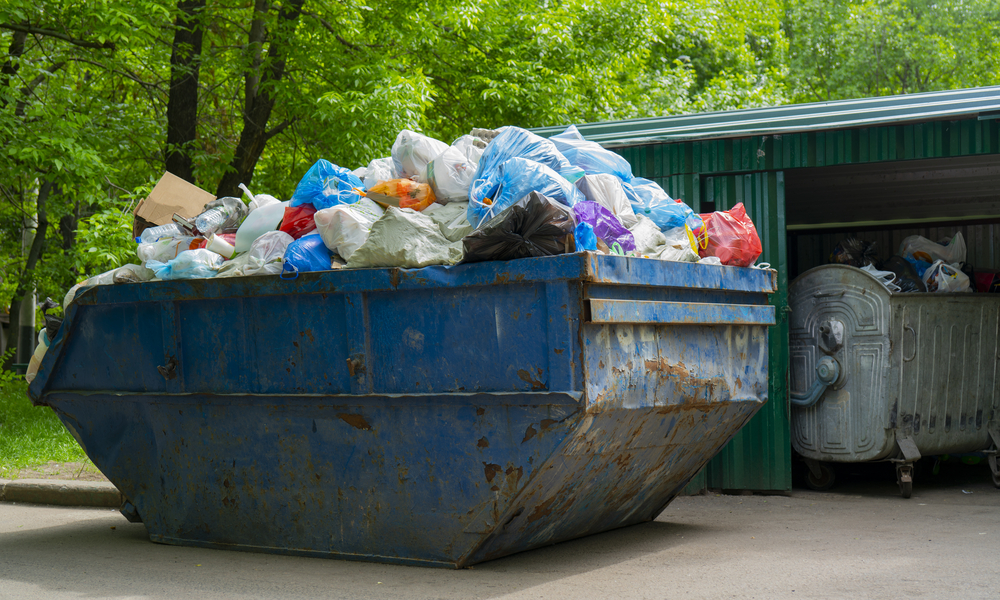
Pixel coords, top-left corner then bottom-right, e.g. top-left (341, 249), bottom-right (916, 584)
top-left (290, 159), bottom-right (364, 211)
top-left (281, 233), bottom-right (334, 276)
top-left (573, 201), bottom-right (635, 253)
top-left (624, 177), bottom-right (704, 232)
top-left (146, 249), bottom-right (223, 280)
top-left (468, 157), bottom-right (584, 229)
top-left (472, 127), bottom-right (579, 186)
top-left (549, 125), bottom-right (633, 183)
top-left (574, 222), bottom-right (597, 251)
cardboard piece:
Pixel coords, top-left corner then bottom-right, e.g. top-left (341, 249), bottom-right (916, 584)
top-left (132, 172), bottom-right (215, 237)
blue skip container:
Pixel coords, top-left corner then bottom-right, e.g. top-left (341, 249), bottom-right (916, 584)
top-left (29, 253), bottom-right (775, 567)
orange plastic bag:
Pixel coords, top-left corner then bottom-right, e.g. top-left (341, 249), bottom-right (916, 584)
top-left (366, 179), bottom-right (436, 211)
top-left (697, 202), bottom-right (762, 267)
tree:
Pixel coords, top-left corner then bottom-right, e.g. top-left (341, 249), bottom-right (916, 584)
top-left (785, 0), bottom-right (1000, 102)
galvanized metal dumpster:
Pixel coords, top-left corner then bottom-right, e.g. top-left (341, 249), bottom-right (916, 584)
top-left (29, 253), bottom-right (775, 567)
top-left (789, 265), bottom-right (1000, 497)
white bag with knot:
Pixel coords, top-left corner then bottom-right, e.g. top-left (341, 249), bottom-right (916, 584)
top-left (391, 130), bottom-right (449, 182)
top-left (922, 260), bottom-right (971, 292)
top-left (900, 232), bottom-right (967, 266)
top-left (426, 146), bottom-right (477, 203)
top-left (313, 198), bottom-right (385, 260)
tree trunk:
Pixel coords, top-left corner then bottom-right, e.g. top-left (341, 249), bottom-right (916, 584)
top-left (214, 0), bottom-right (305, 198)
top-left (3, 181), bottom-right (51, 373)
top-left (165, 0), bottom-right (206, 183)
top-left (0, 29), bottom-right (27, 108)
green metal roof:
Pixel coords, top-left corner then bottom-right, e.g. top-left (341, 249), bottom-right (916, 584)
top-left (533, 86), bottom-right (1000, 147)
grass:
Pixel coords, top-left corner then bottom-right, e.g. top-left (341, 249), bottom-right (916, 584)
top-left (0, 379), bottom-right (92, 478)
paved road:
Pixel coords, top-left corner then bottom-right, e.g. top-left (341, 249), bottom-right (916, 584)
top-left (2, 464), bottom-right (998, 600)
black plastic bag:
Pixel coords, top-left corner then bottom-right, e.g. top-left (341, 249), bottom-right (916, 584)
top-left (39, 297), bottom-right (63, 341)
top-left (461, 191), bottom-right (576, 263)
top-left (830, 238), bottom-right (879, 268)
top-left (883, 255), bottom-right (926, 293)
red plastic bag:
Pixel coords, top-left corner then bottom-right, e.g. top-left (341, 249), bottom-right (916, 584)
top-left (280, 204), bottom-right (318, 239)
top-left (697, 203), bottom-right (762, 267)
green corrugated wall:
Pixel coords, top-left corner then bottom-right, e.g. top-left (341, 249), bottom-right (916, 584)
top-left (611, 116), bottom-right (1000, 492)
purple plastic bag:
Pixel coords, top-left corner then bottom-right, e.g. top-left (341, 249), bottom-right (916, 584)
top-left (572, 201), bottom-right (635, 253)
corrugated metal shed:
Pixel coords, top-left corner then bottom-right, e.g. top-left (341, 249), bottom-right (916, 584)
top-left (534, 85), bottom-right (1000, 493)
top-left (534, 86), bottom-right (1000, 146)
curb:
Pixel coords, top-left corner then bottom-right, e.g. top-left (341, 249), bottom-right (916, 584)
top-left (0, 478), bottom-right (123, 508)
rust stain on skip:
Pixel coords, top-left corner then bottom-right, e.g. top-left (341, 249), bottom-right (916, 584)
top-left (337, 413), bottom-right (372, 430)
top-left (522, 424), bottom-right (537, 443)
top-left (477, 437), bottom-right (490, 448)
top-left (644, 358), bottom-right (690, 378)
top-left (483, 463), bottom-right (502, 483)
top-left (527, 497), bottom-right (556, 523)
top-left (517, 369), bottom-right (546, 391)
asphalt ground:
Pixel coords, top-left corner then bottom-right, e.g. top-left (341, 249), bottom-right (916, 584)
top-left (1, 460), bottom-right (997, 600)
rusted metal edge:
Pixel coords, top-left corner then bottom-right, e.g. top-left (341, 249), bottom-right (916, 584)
top-left (588, 299), bottom-right (776, 326)
top-left (583, 254), bottom-right (777, 294)
top-left (31, 390), bottom-right (585, 405)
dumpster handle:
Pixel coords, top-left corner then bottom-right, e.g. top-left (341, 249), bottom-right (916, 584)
top-left (790, 356), bottom-right (840, 408)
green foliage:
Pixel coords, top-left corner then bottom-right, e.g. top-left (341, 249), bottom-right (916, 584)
top-left (0, 380), bottom-right (91, 477)
top-left (785, 0), bottom-right (1000, 102)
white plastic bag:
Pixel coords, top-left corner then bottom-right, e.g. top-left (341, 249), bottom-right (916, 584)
top-left (422, 202), bottom-right (473, 243)
top-left (900, 233), bottom-right (967, 266)
top-left (426, 146), bottom-right (477, 203)
top-left (347, 207), bottom-right (464, 268)
top-left (113, 264), bottom-right (156, 284)
top-left (62, 269), bottom-right (117, 311)
top-left (363, 157), bottom-right (396, 190)
top-left (451, 135), bottom-right (485, 164)
top-left (922, 260), bottom-right (971, 292)
top-left (653, 226), bottom-right (699, 262)
top-left (146, 249), bottom-right (223, 280)
top-left (630, 215), bottom-right (667, 257)
top-left (137, 236), bottom-right (198, 265)
top-left (313, 198), bottom-right (385, 260)
top-left (860, 264), bottom-right (902, 293)
top-left (575, 174), bottom-right (637, 228)
top-left (391, 130), bottom-right (449, 182)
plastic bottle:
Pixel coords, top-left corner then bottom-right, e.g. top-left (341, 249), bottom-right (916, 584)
top-left (195, 207), bottom-right (231, 235)
top-left (235, 200), bottom-right (290, 252)
top-left (140, 223), bottom-right (183, 244)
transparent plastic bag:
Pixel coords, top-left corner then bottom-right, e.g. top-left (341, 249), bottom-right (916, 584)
top-left (629, 215), bottom-right (667, 257)
top-left (451, 135), bottom-right (485, 164)
top-left (427, 145), bottom-right (477, 203)
top-left (655, 226), bottom-right (700, 263)
top-left (146, 249), bottom-right (223, 280)
top-left (922, 260), bottom-right (971, 293)
top-left (391, 130), bottom-right (449, 181)
top-left (624, 178), bottom-right (704, 240)
top-left (137, 236), bottom-right (201, 265)
top-left (366, 179), bottom-right (436, 211)
top-left (290, 159), bottom-right (365, 210)
top-left (698, 203), bottom-right (762, 267)
top-left (472, 126), bottom-right (578, 187)
top-left (575, 174), bottom-right (637, 228)
top-left (549, 125), bottom-right (633, 182)
top-left (313, 199), bottom-right (385, 260)
top-left (901, 233), bottom-right (967, 276)
top-left (363, 157), bottom-right (396, 190)
top-left (468, 157), bottom-right (583, 229)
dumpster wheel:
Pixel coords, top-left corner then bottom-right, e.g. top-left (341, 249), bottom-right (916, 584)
top-left (895, 464), bottom-right (914, 499)
top-left (805, 462), bottom-right (835, 491)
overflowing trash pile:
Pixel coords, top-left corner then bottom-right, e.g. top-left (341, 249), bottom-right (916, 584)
top-left (829, 232), bottom-right (995, 293)
top-left (64, 125), bottom-right (767, 311)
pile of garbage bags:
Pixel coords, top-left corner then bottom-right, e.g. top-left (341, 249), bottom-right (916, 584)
top-left (66, 125), bottom-right (767, 306)
top-left (830, 232), bottom-right (983, 293)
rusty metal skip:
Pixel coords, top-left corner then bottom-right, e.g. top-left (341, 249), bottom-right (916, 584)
top-left (29, 253), bottom-right (775, 567)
